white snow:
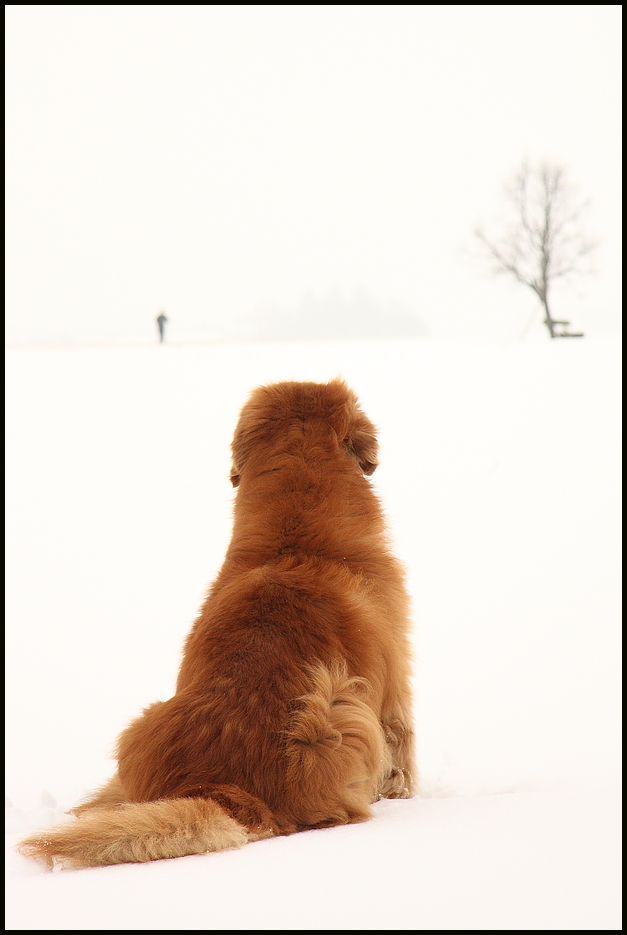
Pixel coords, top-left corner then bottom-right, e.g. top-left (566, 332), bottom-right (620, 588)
top-left (5, 336), bottom-right (621, 930)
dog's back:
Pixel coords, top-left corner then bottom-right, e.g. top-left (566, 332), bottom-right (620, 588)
top-left (19, 379), bottom-right (416, 868)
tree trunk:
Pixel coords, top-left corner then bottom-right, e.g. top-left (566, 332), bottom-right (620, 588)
top-left (541, 296), bottom-right (557, 339)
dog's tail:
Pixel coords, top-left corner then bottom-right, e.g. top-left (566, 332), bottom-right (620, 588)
top-left (17, 786), bottom-right (279, 869)
top-left (18, 663), bottom-right (392, 869)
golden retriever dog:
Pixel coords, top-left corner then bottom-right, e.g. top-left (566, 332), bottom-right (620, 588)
top-left (19, 379), bottom-right (416, 868)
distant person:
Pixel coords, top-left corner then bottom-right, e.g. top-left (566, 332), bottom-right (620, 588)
top-left (157, 313), bottom-right (168, 343)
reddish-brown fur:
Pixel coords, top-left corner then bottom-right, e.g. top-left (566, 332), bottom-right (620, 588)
top-left (19, 379), bottom-right (416, 868)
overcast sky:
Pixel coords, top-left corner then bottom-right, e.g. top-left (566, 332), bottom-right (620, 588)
top-left (5, 5), bottom-right (622, 345)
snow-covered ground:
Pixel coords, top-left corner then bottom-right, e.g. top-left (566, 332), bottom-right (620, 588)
top-left (5, 337), bottom-right (621, 930)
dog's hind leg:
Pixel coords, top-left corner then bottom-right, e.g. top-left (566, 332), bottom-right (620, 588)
top-left (284, 662), bottom-right (391, 828)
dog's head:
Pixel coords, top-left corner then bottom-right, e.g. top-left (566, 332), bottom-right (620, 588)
top-left (230, 379), bottom-right (379, 487)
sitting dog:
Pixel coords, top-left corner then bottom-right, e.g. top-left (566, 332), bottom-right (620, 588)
top-left (19, 379), bottom-right (416, 868)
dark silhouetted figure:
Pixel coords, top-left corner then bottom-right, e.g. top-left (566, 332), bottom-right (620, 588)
top-left (157, 313), bottom-right (168, 343)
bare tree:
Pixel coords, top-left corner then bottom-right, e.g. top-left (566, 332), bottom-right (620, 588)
top-left (475, 161), bottom-right (596, 338)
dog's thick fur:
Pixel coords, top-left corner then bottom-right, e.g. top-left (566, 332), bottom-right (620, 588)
top-left (19, 379), bottom-right (416, 869)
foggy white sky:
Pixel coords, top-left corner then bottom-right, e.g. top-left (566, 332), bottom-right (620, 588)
top-left (5, 5), bottom-right (622, 346)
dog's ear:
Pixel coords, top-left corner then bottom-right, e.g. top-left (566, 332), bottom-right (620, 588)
top-left (346, 426), bottom-right (379, 475)
top-left (342, 402), bottom-right (379, 476)
top-left (327, 380), bottom-right (379, 476)
top-left (229, 389), bottom-right (270, 487)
